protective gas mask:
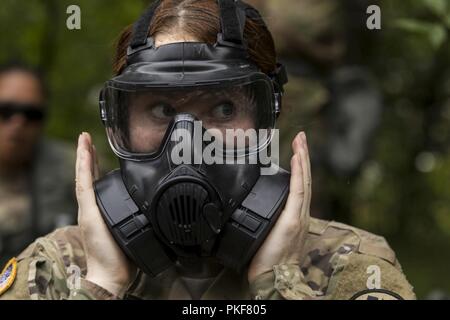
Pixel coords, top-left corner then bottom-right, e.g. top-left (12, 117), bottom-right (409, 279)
top-left (95, 0), bottom-right (290, 277)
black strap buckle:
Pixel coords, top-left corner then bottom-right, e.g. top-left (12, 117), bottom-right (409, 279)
top-left (216, 33), bottom-right (247, 49)
top-left (127, 37), bottom-right (155, 57)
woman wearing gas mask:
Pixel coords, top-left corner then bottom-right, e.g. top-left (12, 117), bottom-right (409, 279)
top-left (0, 0), bottom-right (415, 300)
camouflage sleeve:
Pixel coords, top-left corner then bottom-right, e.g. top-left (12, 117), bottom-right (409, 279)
top-left (249, 264), bottom-right (318, 300)
top-left (249, 254), bottom-right (415, 300)
top-left (68, 279), bottom-right (118, 300)
top-left (0, 227), bottom-right (118, 300)
top-left (248, 219), bottom-right (418, 300)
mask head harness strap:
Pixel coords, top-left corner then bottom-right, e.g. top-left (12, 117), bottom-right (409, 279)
top-left (125, 0), bottom-right (288, 116)
top-left (217, 0), bottom-right (246, 47)
top-left (128, 0), bottom-right (247, 54)
top-left (128, 0), bottom-right (161, 53)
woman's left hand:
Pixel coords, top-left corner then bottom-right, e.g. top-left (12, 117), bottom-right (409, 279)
top-left (248, 131), bottom-right (311, 283)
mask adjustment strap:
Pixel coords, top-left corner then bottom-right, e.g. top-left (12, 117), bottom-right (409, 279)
top-left (271, 63), bottom-right (288, 93)
top-left (270, 64), bottom-right (289, 117)
top-left (128, 0), bottom-right (161, 56)
top-left (217, 0), bottom-right (246, 48)
top-left (240, 2), bottom-right (288, 90)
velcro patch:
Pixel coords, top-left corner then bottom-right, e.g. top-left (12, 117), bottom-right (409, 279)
top-left (0, 258), bottom-right (18, 296)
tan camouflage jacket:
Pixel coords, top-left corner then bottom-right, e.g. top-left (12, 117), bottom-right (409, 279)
top-left (0, 218), bottom-right (416, 300)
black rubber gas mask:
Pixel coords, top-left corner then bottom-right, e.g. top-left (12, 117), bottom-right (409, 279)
top-left (94, 0), bottom-right (290, 277)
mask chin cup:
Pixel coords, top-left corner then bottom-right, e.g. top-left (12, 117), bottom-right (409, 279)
top-left (94, 165), bottom-right (290, 277)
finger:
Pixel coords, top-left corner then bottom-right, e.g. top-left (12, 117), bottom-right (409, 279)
top-left (76, 133), bottom-right (97, 214)
top-left (83, 132), bottom-right (95, 177)
top-left (75, 134), bottom-right (80, 186)
top-left (291, 131), bottom-right (303, 155)
top-left (298, 146), bottom-right (311, 220)
top-left (289, 132), bottom-right (305, 202)
top-left (280, 135), bottom-right (305, 220)
top-left (301, 133), bottom-right (311, 184)
top-left (92, 144), bottom-right (100, 180)
top-left (299, 133), bottom-right (312, 218)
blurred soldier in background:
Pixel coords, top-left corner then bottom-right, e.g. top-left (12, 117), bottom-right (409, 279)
top-left (0, 62), bottom-right (77, 266)
top-left (248, 0), bottom-right (383, 219)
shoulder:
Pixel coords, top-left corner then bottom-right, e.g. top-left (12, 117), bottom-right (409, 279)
top-left (306, 218), bottom-right (396, 264)
top-left (301, 218), bottom-right (416, 300)
top-left (0, 226), bottom-right (86, 300)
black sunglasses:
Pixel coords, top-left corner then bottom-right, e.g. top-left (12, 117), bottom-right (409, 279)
top-left (0, 102), bottom-right (46, 122)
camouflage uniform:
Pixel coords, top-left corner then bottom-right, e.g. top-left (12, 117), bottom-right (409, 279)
top-left (0, 138), bottom-right (77, 267)
top-left (0, 218), bottom-right (416, 300)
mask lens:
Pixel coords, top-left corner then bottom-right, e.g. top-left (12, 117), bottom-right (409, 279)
top-left (103, 80), bottom-right (275, 158)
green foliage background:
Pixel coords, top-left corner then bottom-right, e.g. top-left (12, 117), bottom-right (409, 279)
top-left (0, 0), bottom-right (448, 298)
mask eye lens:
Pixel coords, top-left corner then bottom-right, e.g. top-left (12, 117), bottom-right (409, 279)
top-left (104, 79), bottom-right (276, 159)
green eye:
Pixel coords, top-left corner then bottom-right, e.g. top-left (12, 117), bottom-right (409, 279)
top-left (150, 103), bottom-right (176, 119)
top-left (211, 103), bottom-right (234, 120)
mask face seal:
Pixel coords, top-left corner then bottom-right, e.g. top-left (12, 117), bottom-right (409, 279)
top-left (94, 0), bottom-right (290, 277)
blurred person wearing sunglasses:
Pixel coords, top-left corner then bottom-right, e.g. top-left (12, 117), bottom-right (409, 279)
top-left (0, 62), bottom-right (76, 267)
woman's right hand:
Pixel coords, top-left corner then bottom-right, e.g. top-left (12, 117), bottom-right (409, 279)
top-left (75, 132), bottom-right (135, 297)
